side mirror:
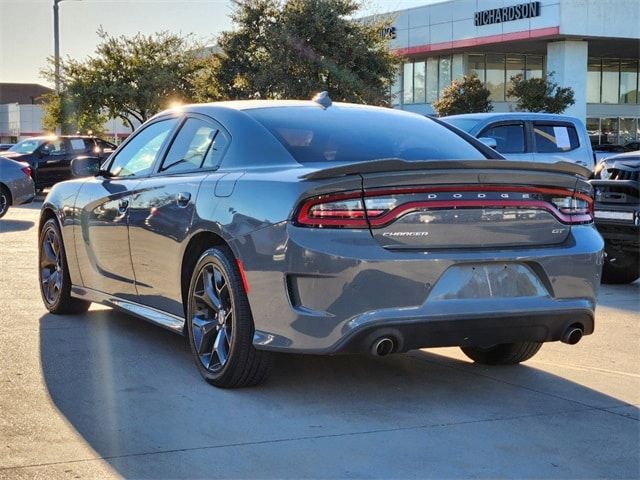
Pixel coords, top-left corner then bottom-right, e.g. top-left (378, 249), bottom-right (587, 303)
top-left (71, 156), bottom-right (101, 178)
top-left (478, 137), bottom-right (498, 149)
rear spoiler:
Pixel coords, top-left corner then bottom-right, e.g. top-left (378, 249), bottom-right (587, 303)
top-left (301, 158), bottom-right (592, 180)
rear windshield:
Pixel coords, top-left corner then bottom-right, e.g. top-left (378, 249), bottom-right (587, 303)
top-left (247, 106), bottom-right (486, 163)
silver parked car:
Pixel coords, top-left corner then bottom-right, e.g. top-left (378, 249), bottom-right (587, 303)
top-left (38, 98), bottom-right (603, 388)
top-left (442, 112), bottom-right (595, 168)
top-left (0, 156), bottom-right (35, 218)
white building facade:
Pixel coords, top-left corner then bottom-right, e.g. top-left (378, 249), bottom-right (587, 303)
top-left (375, 0), bottom-right (640, 145)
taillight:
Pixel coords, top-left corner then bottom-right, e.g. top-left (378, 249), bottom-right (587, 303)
top-left (295, 186), bottom-right (593, 228)
top-left (21, 166), bottom-right (32, 178)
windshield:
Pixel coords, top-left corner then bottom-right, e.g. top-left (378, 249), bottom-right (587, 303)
top-left (247, 106), bottom-right (486, 164)
top-left (441, 117), bottom-right (483, 133)
top-left (9, 138), bottom-right (46, 154)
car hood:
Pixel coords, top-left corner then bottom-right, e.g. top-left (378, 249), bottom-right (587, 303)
top-left (0, 151), bottom-right (29, 160)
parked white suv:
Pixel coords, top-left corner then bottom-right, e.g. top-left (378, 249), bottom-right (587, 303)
top-left (442, 113), bottom-right (595, 168)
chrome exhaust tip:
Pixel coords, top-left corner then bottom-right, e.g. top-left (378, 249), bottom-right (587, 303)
top-left (562, 327), bottom-right (583, 345)
top-left (371, 337), bottom-right (395, 356)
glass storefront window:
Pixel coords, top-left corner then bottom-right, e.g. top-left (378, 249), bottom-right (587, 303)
top-left (620, 60), bottom-right (639, 104)
top-left (486, 54), bottom-right (506, 101)
top-left (506, 55), bottom-right (525, 100)
top-left (467, 54), bottom-right (485, 82)
top-left (600, 118), bottom-right (619, 144)
top-left (619, 118), bottom-right (638, 144)
top-left (403, 62), bottom-right (413, 104)
top-left (426, 58), bottom-right (439, 102)
top-left (587, 58), bottom-right (602, 103)
top-left (414, 61), bottom-right (426, 104)
top-left (525, 55), bottom-right (544, 80)
top-left (601, 59), bottom-right (620, 104)
top-left (438, 56), bottom-right (451, 97)
top-left (586, 118), bottom-right (601, 145)
top-left (452, 54), bottom-right (464, 82)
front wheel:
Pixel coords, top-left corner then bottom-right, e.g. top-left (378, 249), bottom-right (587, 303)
top-left (186, 246), bottom-right (272, 388)
top-left (39, 218), bottom-right (91, 314)
top-left (461, 341), bottom-right (542, 365)
top-left (602, 246), bottom-right (639, 284)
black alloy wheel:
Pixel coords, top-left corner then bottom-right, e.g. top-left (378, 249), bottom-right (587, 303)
top-left (186, 246), bottom-right (272, 388)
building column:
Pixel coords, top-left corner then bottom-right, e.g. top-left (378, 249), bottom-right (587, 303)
top-left (546, 40), bottom-right (588, 122)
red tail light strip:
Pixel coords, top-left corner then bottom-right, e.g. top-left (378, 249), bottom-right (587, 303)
top-left (366, 199), bottom-right (592, 227)
top-left (296, 186), bottom-right (593, 228)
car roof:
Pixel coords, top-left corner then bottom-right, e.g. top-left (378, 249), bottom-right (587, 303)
top-left (442, 112), bottom-right (582, 123)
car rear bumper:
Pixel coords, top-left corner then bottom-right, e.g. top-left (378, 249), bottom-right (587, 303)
top-left (237, 223), bottom-right (603, 354)
top-left (7, 175), bottom-right (35, 206)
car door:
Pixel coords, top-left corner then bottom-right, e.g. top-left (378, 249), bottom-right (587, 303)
top-left (35, 138), bottom-right (69, 188)
top-left (477, 121), bottom-right (532, 162)
top-left (128, 114), bottom-right (229, 316)
top-left (73, 117), bottom-right (180, 300)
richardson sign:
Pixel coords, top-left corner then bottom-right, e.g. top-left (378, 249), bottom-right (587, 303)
top-left (474, 1), bottom-right (541, 26)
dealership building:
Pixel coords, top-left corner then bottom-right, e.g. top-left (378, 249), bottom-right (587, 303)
top-left (374, 0), bottom-right (640, 145)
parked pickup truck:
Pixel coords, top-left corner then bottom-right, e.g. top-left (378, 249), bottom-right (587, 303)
top-left (442, 113), bottom-right (595, 168)
top-left (591, 150), bottom-right (640, 284)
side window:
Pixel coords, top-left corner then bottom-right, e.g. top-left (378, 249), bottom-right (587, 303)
top-left (108, 119), bottom-right (177, 177)
top-left (160, 118), bottom-right (216, 173)
top-left (479, 123), bottom-right (526, 154)
top-left (533, 123), bottom-right (580, 153)
top-left (202, 131), bottom-right (228, 169)
top-left (69, 138), bottom-right (88, 152)
top-left (42, 139), bottom-right (66, 155)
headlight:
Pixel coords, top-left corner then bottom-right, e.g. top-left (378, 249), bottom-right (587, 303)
top-left (600, 166), bottom-right (611, 179)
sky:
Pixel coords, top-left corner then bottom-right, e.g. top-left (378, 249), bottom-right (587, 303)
top-left (0, 0), bottom-right (440, 86)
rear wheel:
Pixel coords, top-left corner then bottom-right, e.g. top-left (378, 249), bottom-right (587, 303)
top-left (461, 341), bottom-right (542, 365)
top-left (0, 185), bottom-right (10, 218)
top-left (186, 246), bottom-right (272, 388)
top-left (39, 218), bottom-right (91, 314)
top-left (602, 246), bottom-right (639, 284)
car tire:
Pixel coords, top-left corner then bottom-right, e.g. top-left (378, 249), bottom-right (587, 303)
top-left (460, 341), bottom-right (543, 365)
top-left (601, 247), bottom-right (640, 284)
top-left (0, 185), bottom-right (10, 218)
top-left (186, 246), bottom-right (272, 388)
top-left (39, 218), bottom-right (91, 314)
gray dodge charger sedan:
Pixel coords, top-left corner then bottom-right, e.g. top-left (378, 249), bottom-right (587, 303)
top-left (38, 97), bottom-right (604, 388)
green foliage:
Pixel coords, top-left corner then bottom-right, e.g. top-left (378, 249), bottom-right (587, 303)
top-left (42, 92), bottom-right (107, 136)
top-left (507, 73), bottom-right (575, 113)
top-left (215, 0), bottom-right (401, 105)
top-left (432, 74), bottom-right (493, 116)
top-left (42, 29), bottom-right (217, 132)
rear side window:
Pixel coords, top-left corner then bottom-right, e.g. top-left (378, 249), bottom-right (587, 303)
top-left (479, 123), bottom-right (525, 154)
top-left (533, 123), bottom-right (580, 153)
top-left (160, 117), bottom-right (217, 173)
top-left (246, 106), bottom-right (486, 163)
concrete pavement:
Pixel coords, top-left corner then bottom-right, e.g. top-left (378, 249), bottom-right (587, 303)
top-left (1, 201), bottom-right (638, 479)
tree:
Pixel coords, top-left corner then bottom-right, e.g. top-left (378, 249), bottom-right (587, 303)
top-left (42, 29), bottom-right (217, 132)
top-left (507, 73), bottom-right (575, 113)
top-left (215, 0), bottom-right (400, 105)
top-left (42, 91), bottom-right (107, 136)
top-left (432, 74), bottom-right (493, 116)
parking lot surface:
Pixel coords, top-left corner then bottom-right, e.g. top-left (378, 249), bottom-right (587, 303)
top-left (1, 201), bottom-right (638, 479)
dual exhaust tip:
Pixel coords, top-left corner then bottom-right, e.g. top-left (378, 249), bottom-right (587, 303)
top-left (371, 325), bottom-right (584, 356)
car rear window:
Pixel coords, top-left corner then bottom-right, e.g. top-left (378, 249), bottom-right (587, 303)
top-left (246, 106), bottom-right (486, 163)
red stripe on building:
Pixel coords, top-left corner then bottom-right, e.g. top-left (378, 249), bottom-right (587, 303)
top-left (395, 26), bottom-right (560, 56)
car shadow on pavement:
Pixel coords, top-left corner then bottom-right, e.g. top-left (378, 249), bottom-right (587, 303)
top-left (0, 219), bottom-right (34, 232)
top-left (596, 280), bottom-right (640, 311)
top-left (38, 309), bottom-right (639, 479)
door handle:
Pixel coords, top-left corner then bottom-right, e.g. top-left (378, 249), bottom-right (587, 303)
top-left (118, 199), bottom-right (129, 214)
top-left (176, 192), bottom-right (191, 207)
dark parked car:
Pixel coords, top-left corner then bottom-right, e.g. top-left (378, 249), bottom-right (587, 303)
top-left (1, 135), bottom-right (115, 190)
top-left (591, 151), bottom-right (639, 283)
top-left (38, 98), bottom-right (603, 388)
top-left (0, 143), bottom-right (15, 151)
top-left (0, 157), bottom-right (35, 218)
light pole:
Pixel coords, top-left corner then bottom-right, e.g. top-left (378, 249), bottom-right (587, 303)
top-left (53, 0), bottom-right (62, 93)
